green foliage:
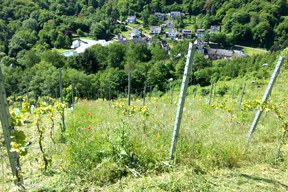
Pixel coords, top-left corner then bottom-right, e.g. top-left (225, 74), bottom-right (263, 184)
top-left (41, 50), bottom-right (65, 68)
top-left (216, 84), bottom-right (229, 96)
top-left (32, 97), bottom-right (65, 170)
top-left (8, 30), bottom-right (38, 56)
top-left (26, 61), bottom-right (58, 97)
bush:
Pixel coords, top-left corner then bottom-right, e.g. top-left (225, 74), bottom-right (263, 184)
top-left (217, 84), bottom-right (229, 96)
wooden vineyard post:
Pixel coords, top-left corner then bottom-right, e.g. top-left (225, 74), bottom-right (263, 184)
top-left (143, 82), bottom-right (146, 105)
top-left (231, 84), bottom-right (235, 100)
top-left (168, 78), bottom-right (174, 104)
top-left (171, 85), bottom-right (174, 104)
top-left (193, 87), bottom-right (197, 101)
top-left (169, 43), bottom-right (196, 160)
top-left (101, 88), bottom-right (104, 101)
top-left (75, 85), bottom-right (78, 102)
top-left (25, 78), bottom-right (31, 114)
top-left (55, 88), bottom-right (58, 98)
top-left (127, 70), bottom-right (131, 106)
top-left (239, 81), bottom-right (246, 106)
top-left (25, 78), bottom-right (30, 103)
top-left (0, 66), bottom-right (24, 186)
top-left (71, 82), bottom-right (75, 109)
top-left (149, 86), bottom-right (152, 102)
top-left (58, 68), bottom-right (66, 132)
top-left (109, 86), bottom-right (111, 101)
top-left (213, 83), bottom-right (217, 97)
top-left (208, 82), bottom-right (214, 105)
top-left (247, 56), bottom-right (284, 142)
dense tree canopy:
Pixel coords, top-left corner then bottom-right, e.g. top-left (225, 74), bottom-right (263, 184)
top-left (0, 0), bottom-right (287, 100)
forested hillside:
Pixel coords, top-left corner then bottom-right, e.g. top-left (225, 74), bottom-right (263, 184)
top-left (0, 0), bottom-right (287, 100)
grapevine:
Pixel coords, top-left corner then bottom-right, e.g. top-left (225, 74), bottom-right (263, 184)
top-left (243, 99), bottom-right (288, 158)
top-left (32, 97), bottom-right (65, 170)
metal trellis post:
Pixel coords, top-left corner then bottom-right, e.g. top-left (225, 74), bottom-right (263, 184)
top-left (169, 43), bottom-right (196, 160)
top-left (247, 56), bottom-right (284, 142)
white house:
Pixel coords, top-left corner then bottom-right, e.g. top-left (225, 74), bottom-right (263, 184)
top-left (154, 12), bottom-right (166, 20)
top-left (75, 39), bottom-right (112, 54)
top-left (150, 26), bottom-right (161, 34)
top-left (126, 16), bottom-right (136, 24)
top-left (167, 28), bottom-right (177, 38)
top-left (71, 40), bottom-right (80, 49)
top-left (196, 29), bottom-right (205, 38)
top-left (182, 29), bottom-right (192, 38)
top-left (210, 25), bottom-right (220, 33)
top-left (130, 28), bottom-right (141, 38)
top-left (169, 11), bottom-right (182, 18)
top-left (166, 20), bottom-right (174, 28)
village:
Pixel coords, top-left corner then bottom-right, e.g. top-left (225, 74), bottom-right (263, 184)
top-left (66, 11), bottom-right (247, 60)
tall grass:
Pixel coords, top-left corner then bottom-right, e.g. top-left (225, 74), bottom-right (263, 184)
top-left (5, 70), bottom-right (288, 191)
top-left (62, 83), bottom-right (288, 188)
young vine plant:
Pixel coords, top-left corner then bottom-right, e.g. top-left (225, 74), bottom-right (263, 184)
top-left (9, 96), bottom-right (66, 171)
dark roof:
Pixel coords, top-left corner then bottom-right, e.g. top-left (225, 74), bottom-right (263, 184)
top-left (197, 29), bottom-right (205, 33)
top-left (118, 38), bottom-right (148, 45)
top-left (182, 29), bottom-right (192, 34)
top-left (207, 48), bottom-right (233, 57)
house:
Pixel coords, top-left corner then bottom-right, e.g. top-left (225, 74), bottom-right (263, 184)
top-left (196, 29), bottom-right (205, 38)
top-left (126, 16), bottom-right (136, 24)
top-left (154, 12), bottom-right (166, 20)
top-left (118, 37), bottom-right (148, 45)
top-left (194, 39), bottom-right (205, 54)
top-left (113, 34), bottom-right (126, 41)
top-left (169, 11), bottom-right (182, 18)
top-left (147, 37), bottom-right (158, 48)
top-left (206, 48), bottom-right (234, 59)
top-left (130, 28), bottom-right (141, 38)
top-left (161, 40), bottom-right (169, 51)
top-left (150, 26), bottom-right (161, 34)
top-left (210, 25), bottom-right (220, 33)
top-left (75, 39), bottom-right (112, 54)
top-left (166, 20), bottom-right (174, 28)
top-left (167, 28), bottom-right (177, 38)
top-left (182, 29), bottom-right (193, 38)
top-left (71, 40), bottom-right (80, 49)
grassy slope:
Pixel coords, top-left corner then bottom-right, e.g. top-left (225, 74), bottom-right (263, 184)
top-left (2, 59), bottom-right (288, 191)
top-left (234, 46), bottom-right (268, 56)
